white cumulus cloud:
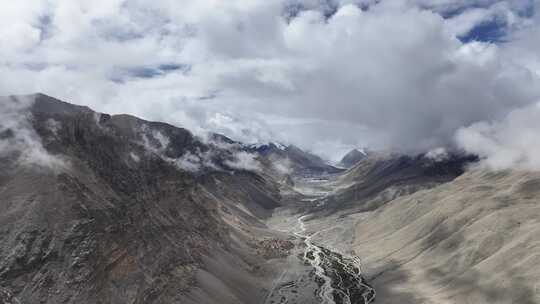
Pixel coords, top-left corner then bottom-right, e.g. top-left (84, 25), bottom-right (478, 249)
top-left (1, 0), bottom-right (540, 166)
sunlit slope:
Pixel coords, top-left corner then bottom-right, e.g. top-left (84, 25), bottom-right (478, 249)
top-left (354, 169), bottom-right (540, 304)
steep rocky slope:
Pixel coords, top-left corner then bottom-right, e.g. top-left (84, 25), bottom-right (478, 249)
top-left (0, 94), bottom-right (378, 304)
top-left (0, 94), bottom-right (286, 304)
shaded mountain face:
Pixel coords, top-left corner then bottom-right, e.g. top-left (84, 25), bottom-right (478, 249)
top-left (339, 148), bottom-right (368, 168)
top-left (0, 94), bottom-right (283, 304)
top-left (319, 151), bottom-right (478, 215)
top-left (247, 142), bottom-right (343, 176)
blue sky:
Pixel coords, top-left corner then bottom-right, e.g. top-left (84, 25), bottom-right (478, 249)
top-left (459, 17), bottom-right (507, 42)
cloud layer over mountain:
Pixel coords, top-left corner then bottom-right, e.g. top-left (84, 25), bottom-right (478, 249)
top-left (0, 95), bottom-right (66, 168)
top-left (1, 0), bottom-right (540, 165)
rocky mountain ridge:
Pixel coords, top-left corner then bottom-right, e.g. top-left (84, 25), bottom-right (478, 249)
top-left (0, 94), bottom-right (285, 303)
top-left (3, 93), bottom-right (533, 304)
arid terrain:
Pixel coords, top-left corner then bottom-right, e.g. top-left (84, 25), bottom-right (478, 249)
top-left (1, 94), bottom-right (540, 304)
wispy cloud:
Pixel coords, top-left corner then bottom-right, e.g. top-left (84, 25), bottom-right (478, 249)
top-left (224, 151), bottom-right (262, 172)
top-left (0, 95), bottom-right (67, 169)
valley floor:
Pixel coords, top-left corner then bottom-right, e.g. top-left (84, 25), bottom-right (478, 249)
top-left (264, 175), bottom-right (375, 304)
top-left (266, 168), bottom-right (540, 304)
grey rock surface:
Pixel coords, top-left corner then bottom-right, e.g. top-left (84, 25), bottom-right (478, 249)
top-left (0, 94), bottom-right (282, 304)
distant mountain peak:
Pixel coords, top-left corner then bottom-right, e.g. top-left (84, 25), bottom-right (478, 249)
top-left (248, 142), bottom-right (287, 150)
top-left (339, 148), bottom-right (368, 168)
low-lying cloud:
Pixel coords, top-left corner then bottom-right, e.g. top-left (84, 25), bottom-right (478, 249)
top-left (135, 124), bottom-right (262, 173)
top-left (271, 157), bottom-right (294, 175)
top-left (0, 95), bottom-right (66, 169)
top-left (456, 102), bottom-right (540, 170)
top-left (224, 151), bottom-right (262, 172)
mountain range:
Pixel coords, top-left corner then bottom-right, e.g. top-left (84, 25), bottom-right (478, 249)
top-left (1, 94), bottom-right (539, 304)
